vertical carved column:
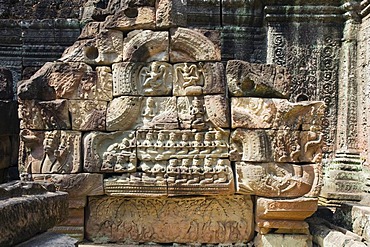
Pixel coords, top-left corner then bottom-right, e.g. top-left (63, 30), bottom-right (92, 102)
top-left (320, 2), bottom-right (365, 205)
top-left (359, 0), bottom-right (370, 194)
top-left (265, 3), bottom-right (342, 155)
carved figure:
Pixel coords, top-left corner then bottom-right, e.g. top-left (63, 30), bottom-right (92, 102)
top-left (167, 159), bottom-right (179, 183)
top-left (189, 133), bottom-right (203, 155)
top-left (141, 62), bottom-right (169, 94)
top-left (176, 63), bottom-right (203, 88)
top-left (200, 157), bottom-right (215, 184)
top-left (177, 132), bottom-right (190, 155)
top-left (190, 97), bottom-right (205, 127)
top-left (176, 159), bottom-right (191, 184)
top-left (187, 158), bottom-right (203, 184)
top-left (214, 159), bottom-right (229, 183)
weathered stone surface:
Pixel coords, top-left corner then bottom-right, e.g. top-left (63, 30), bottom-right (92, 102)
top-left (18, 62), bottom-right (112, 101)
top-left (178, 95), bottom-right (230, 129)
top-left (112, 62), bottom-right (173, 96)
top-left (86, 196), bottom-right (254, 244)
top-left (156, 0), bottom-right (186, 28)
top-left (256, 197), bottom-right (318, 234)
top-left (236, 162), bottom-right (319, 198)
top-left (84, 131), bottom-right (136, 173)
top-left (16, 231), bottom-right (78, 247)
top-left (122, 30), bottom-right (169, 62)
top-left (231, 97), bottom-right (325, 130)
top-left (230, 129), bottom-right (323, 163)
top-left (308, 217), bottom-right (367, 247)
top-left (0, 67), bottom-right (13, 100)
top-left (60, 30), bottom-right (123, 65)
top-left (18, 99), bottom-right (71, 130)
top-left (173, 62), bottom-right (225, 96)
top-left (19, 130), bottom-right (81, 174)
top-left (106, 96), bottom-right (179, 131)
top-left (227, 60), bottom-right (291, 98)
top-left (333, 203), bottom-right (370, 243)
top-left (170, 28), bottom-right (221, 63)
top-left (0, 181), bottom-right (68, 247)
top-left (33, 173), bottom-right (104, 208)
top-left (254, 234), bottom-right (313, 247)
top-left (104, 6), bottom-right (156, 30)
top-left (69, 100), bottom-right (107, 131)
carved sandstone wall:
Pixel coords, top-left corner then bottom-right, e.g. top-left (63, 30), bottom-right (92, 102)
top-left (15, 1), bottom-right (327, 245)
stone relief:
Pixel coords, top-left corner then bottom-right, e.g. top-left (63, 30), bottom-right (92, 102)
top-left (230, 129), bottom-right (323, 163)
top-left (69, 100), bottom-right (107, 131)
top-left (113, 62), bottom-right (173, 96)
top-left (15, 9), bottom-right (329, 244)
top-left (18, 99), bottom-right (70, 130)
top-left (19, 130), bottom-right (81, 174)
top-left (236, 162), bottom-right (318, 198)
top-left (84, 131), bottom-right (136, 173)
top-left (86, 196), bottom-right (254, 244)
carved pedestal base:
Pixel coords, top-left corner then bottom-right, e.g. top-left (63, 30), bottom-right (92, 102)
top-left (320, 152), bottom-right (364, 206)
top-left (86, 195), bottom-right (254, 244)
top-left (255, 197), bottom-right (318, 235)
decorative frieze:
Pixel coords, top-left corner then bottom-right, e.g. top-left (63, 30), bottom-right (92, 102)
top-left (86, 196), bottom-right (254, 244)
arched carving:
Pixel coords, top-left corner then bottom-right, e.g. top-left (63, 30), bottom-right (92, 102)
top-left (170, 28), bottom-right (221, 62)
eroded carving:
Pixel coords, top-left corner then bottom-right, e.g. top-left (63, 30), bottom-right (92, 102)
top-left (19, 130), bottom-right (81, 174)
top-left (230, 129), bottom-right (323, 163)
top-left (69, 100), bottom-right (107, 131)
top-left (236, 162), bottom-right (318, 198)
top-left (227, 60), bottom-right (291, 98)
top-left (122, 30), bottom-right (169, 62)
top-left (84, 131), bottom-right (136, 173)
top-left (170, 28), bottom-right (221, 62)
top-left (19, 99), bottom-right (70, 130)
top-left (86, 196), bottom-right (254, 244)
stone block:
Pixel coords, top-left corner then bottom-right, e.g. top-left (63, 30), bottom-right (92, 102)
top-left (0, 181), bottom-right (68, 247)
top-left (178, 95), bottom-right (230, 129)
top-left (112, 62), bottom-right (173, 96)
top-left (170, 28), bottom-right (221, 63)
top-left (0, 67), bottom-right (13, 100)
top-left (69, 100), bottom-right (107, 131)
top-left (19, 130), bottom-right (81, 174)
top-left (256, 197), bottom-right (317, 234)
top-left (16, 232), bottom-right (78, 247)
top-left (18, 99), bottom-right (71, 130)
top-left (122, 30), bottom-right (169, 62)
top-left (334, 203), bottom-right (370, 243)
top-left (156, 0), bottom-right (187, 28)
top-left (33, 173), bottom-right (104, 208)
top-left (85, 195), bottom-right (254, 244)
top-left (231, 97), bottom-right (325, 130)
top-left (236, 162), bottom-right (319, 198)
top-left (254, 234), bottom-right (312, 247)
top-left (83, 131), bottom-right (136, 173)
top-left (60, 30), bottom-right (123, 65)
top-left (104, 6), bottom-right (156, 31)
top-left (226, 60), bottom-right (291, 98)
top-left (106, 96), bottom-right (179, 131)
top-left (230, 129), bottom-right (323, 163)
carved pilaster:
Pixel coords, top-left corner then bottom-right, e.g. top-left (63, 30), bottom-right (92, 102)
top-left (320, 1), bottom-right (366, 205)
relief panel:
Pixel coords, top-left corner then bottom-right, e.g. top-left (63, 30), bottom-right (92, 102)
top-left (231, 97), bottom-right (325, 130)
top-left (69, 100), bottom-right (107, 131)
top-left (86, 195), bottom-right (254, 244)
top-left (19, 129), bottom-right (81, 174)
top-left (236, 162), bottom-right (318, 198)
top-left (18, 99), bottom-right (70, 130)
top-left (230, 129), bottom-right (323, 163)
top-left (112, 62), bottom-right (173, 96)
top-left (83, 131), bottom-right (136, 173)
